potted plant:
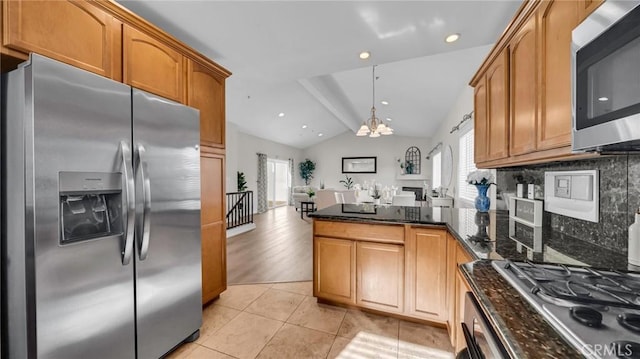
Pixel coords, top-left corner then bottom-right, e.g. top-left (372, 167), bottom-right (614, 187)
top-left (307, 188), bottom-right (316, 201)
top-left (237, 171), bottom-right (248, 192)
top-left (467, 170), bottom-right (495, 212)
top-left (339, 175), bottom-right (354, 189)
top-left (299, 159), bottom-right (316, 185)
top-left (371, 188), bottom-right (381, 205)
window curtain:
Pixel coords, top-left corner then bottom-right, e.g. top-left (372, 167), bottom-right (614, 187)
top-left (288, 158), bottom-right (294, 206)
top-left (257, 153), bottom-right (268, 213)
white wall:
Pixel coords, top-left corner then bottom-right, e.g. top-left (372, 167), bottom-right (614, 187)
top-left (302, 132), bottom-right (432, 191)
top-left (226, 122), bottom-right (304, 212)
top-left (426, 85), bottom-right (497, 208)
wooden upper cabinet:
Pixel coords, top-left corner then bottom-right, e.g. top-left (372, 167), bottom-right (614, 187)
top-left (579, 0), bottom-right (604, 22)
top-left (538, 0), bottom-right (579, 151)
top-left (474, 81), bottom-right (488, 164)
top-left (123, 25), bottom-right (185, 102)
top-left (2, 0), bottom-right (122, 80)
top-left (356, 241), bottom-right (404, 313)
top-left (188, 59), bottom-right (226, 148)
top-left (406, 227), bottom-right (448, 321)
top-left (509, 16), bottom-right (538, 156)
top-left (486, 50), bottom-right (510, 161)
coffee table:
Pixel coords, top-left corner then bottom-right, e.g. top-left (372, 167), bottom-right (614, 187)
top-left (300, 201), bottom-right (316, 218)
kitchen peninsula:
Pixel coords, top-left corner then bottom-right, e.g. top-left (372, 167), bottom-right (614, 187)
top-left (309, 204), bottom-right (629, 358)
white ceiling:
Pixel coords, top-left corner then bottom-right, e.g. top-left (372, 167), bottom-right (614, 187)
top-left (117, 0), bottom-right (522, 149)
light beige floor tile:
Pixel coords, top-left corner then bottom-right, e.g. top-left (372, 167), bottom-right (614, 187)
top-left (196, 304), bottom-right (242, 343)
top-left (185, 345), bottom-right (236, 359)
top-left (287, 296), bottom-right (347, 334)
top-left (256, 323), bottom-right (335, 359)
top-left (214, 284), bottom-right (269, 310)
top-left (165, 342), bottom-right (198, 359)
top-left (397, 321), bottom-right (454, 359)
top-left (255, 283), bottom-right (274, 288)
top-left (328, 332), bottom-right (398, 359)
top-left (245, 288), bottom-right (305, 321)
top-left (270, 281), bottom-right (313, 296)
top-left (201, 312), bottom-right (283, 359)
top-left (327, 336), bottom-right (351, 359)
top-left (337, 310), bottom-right (400, 340)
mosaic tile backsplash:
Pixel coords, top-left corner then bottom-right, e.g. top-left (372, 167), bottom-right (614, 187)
top-left (497, 154), bottom-right (640, 254)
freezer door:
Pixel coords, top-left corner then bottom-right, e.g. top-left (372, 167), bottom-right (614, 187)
top-left (132, 89), bottom-right (202, 359)
top-left (5, 54), bottom-right (136, 358)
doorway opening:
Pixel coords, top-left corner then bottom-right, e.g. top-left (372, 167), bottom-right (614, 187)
top-left (267, 158), bottom-right (290, 208)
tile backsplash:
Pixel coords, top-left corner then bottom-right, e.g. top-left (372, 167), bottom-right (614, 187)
top-left (497, 154), bottom-right (640, 254)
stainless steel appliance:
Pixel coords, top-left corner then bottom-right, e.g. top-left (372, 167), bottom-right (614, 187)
top-left (572, 0), bottom-right (640, 151)
top-left (493, 260), bottom-right (640, 359)
top-left (1, 54), bottom-right (202, 358)
top-left (460, 292), bottom-right (509, 359)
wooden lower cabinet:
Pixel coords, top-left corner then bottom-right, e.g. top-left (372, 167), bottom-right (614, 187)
top-left (356, 241), bottom-right (404, 313)
top-left (201, 222), bottom-right (226, 303)
top-left (314, 221), bottom-right (468, 326)
top-left (201, 153), bottom-right (227, 304)
top-left (314, 236), bottom-right (356, 304)
top-left (406, 227), bottom-right (448, 321)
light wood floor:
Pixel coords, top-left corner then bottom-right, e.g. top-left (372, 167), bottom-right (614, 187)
top-left (227, 205), bottom-right (312, 284)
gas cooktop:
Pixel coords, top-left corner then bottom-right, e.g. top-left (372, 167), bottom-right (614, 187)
top-left (492, 260), bottom-right (640, 359)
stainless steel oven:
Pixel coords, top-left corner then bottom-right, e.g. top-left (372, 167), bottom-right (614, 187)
top-left (460, 292), bottom-right (508, 359)
top-left (572, 0), bottom-right (640, 152)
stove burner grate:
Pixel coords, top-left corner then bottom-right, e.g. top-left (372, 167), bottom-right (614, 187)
top-left (618, 313), bottom-right (640, 333)
top-left (569, 306), bottom-right (603, 327)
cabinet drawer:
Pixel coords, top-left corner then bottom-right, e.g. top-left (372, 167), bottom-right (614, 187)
top-left (314, 221), bottom-right (404, 244)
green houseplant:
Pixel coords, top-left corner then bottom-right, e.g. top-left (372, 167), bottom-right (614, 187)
top-left (299, 159), bottom-right (316, 185)
top-left (339, 175), bottom-right (354, 189)
top-left (237, 171), bottom-right (248, 192)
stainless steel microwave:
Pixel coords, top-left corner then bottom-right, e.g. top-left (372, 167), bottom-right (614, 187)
top-left (572, 0), bottom-right (640, 152)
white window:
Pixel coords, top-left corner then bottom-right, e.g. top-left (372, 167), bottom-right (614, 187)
top-left (432, 151), bottom-right (441, 189)
top-left (458, 127), bottom-right (477, 201)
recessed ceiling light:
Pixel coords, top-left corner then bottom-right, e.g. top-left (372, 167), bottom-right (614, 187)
top-left (318, 133), bottom-right (324, 137)
top-left (381, 100), bottom-right (389, 105)
top-left (278, 112), bottom-right (285, 117)
top-left (598, 97), bottom-right (609, 102)
top-left (445, 33), bottom-right (460, 43)
top-left (302, 124), bottom-right (308, 129)
top-left (386, 117), bottom-right (393, 121)
top-left (359, 51), bottom-right (371, 60)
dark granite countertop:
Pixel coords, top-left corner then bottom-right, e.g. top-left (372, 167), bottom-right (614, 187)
top-left (310, 204), bottom-right (634, 358)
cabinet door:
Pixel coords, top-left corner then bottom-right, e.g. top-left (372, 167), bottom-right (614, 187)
top-left (538, 0), bottom-right (579, 150)
top-left (202, 222), bottom-right (226, 303)
top-left (486, 50), bottom-right (510, 160)
top-left (187, 59), bottom-right (226, 148)
top-left (123, 25), bottom-right (185, 102)
top-left (474, 79), bottom-right (488, 164)
top-left (201, 154), bottom-right (227, 304)
top-left (509, 16), bottom-right (538, 156)
top-left (406, 228), bottom-right (448, 321)
top-left (3, 0), bottom-right (121, 80)
top-left (356, 241), bottom-right (404, 313)
top-left (314, 237), bottom-right (355, 305)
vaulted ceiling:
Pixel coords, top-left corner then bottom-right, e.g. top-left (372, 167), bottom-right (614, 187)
top-left (118, 1), bottom-right (521, 148)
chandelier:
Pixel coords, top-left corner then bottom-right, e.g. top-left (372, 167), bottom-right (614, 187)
top-left (357, 65), bottom-right (393, 137)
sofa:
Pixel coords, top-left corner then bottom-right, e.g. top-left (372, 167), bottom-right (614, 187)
top-left (292, 186), bottom-right (317, 210)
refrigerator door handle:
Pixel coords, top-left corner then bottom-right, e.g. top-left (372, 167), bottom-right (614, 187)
top-left (137, 144), bottom-right (152, 260)
top-left (120, 141), bottom-right (135, 265)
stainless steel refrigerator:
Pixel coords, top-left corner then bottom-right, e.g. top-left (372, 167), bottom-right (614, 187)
top-left (1, 54), bottom-right (202, 358)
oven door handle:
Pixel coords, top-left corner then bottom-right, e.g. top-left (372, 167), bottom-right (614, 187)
top-left (461, 322), bottom-right (484, 359)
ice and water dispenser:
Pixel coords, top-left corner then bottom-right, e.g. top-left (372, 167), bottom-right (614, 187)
top-left (59, 172), bottom-right (123, 244)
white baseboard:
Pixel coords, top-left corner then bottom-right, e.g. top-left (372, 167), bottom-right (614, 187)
top-left (226, 223), bottom-right (256, 238)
